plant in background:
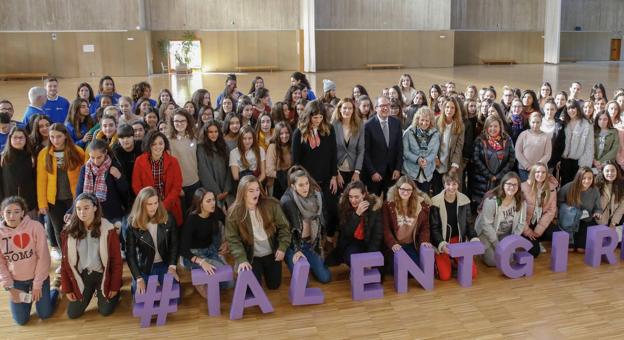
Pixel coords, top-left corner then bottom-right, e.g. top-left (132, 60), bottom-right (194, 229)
top-left (175, 31), bottom-right (196, 66)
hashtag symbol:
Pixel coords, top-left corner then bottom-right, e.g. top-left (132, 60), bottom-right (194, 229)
top-left (132, 273), bottom-right (180, 327)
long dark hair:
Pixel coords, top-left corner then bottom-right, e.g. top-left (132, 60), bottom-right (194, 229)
top-left (338, 181), bottom-right (371, 224)
top-left (248, 76), bottom-right (264, 94)
top-left (291, 72), bottom-right (311, 90)
top-left (29, 115), bottom-right (52, 155)
top-left (98, 76), bottom-right (116, 94)
top-left (199, 120), bottom-right (227, 159)
top-left (76, 82), bottom-right (95, 102)
top-left (1, 126), bottom-right (33, 167)
top-left (566, 167), bottom-right (594, 206)
top-left (493, 172), bottom-right (524, 211)
top-left (269, 121), bottom-right (291, 169)
top-left (64, 193), bottom-right (103, 239)
top-left (595, 160), bottom-right (623, 203)
top-left (187, 188), bottom-right (221, 243)
top-left (66, 98), bottom-right (94, 139)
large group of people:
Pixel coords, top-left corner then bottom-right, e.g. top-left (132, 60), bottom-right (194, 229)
top-left (0, 72), bottom-right (623, 325)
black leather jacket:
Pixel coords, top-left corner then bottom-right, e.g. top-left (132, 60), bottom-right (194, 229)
top-left (125, 213), bottom-right (178, 279)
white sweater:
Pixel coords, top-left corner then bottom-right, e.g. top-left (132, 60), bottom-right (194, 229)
top-left (562, 119), bottom-right (594, 167)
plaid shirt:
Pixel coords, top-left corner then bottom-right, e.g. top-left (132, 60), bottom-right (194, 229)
top-left (150, 157), bottom-right (165, 200)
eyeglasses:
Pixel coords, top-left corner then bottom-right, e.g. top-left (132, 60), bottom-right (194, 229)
top-left (377, 104), bottom-right (390, 108)
top-left (398, 187), bottom-right (413, 193)
top-left (504, 182), bottom-right (518, 188)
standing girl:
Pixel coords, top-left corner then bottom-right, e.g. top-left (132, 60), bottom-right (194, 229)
top-left (593, 111), bottom-right (619, 170)
top-left (168, 109), bottom-right (200, 213)
top-left (560, 100), bottom-right (594, 186)
top-left (331, 98), bottom-right (365, 189)
top-left (432, 97), bottom-right (464, 195)
top-left (0, 127), bottom-right (37, 217)
top-left (197, 121), bottom-right (234, 209)
top-left (37, 124), bottom-right (85, 255)
top-left (132, 131), bottom-right (183, 226)
top-left (265, 121), bottom-right (292, 199)
top-left (515, 112), bottom-right (552, 181)
top-left (229, 125), bottom-right (266, 183)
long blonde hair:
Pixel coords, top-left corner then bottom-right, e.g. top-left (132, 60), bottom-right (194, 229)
top-left (437, 96), bottom-right (464, 135)
top-left (227, 176), bottom-right (277, 245)
top-left (128, 187), bottom-right (169, 230)
top-left (527, 162), bottom-right (551, 203)
top-left (331, 97), bottom-right (362, 132)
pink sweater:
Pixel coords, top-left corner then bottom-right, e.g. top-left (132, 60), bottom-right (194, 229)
top-left (0, 216), bottom-right (51, 289)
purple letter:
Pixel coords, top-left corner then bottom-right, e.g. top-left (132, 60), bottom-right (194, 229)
top-left (585, 225), bottom-right (618, 267)
top-left (191, 265), bottom-right (233, 316)
top-left (289, 258), bottom-right (324, 306)
top-left (350, 252), bottom-right (384, 301)
top-left (393, 246), bottom-right (434, 293)
top-left (132, 274), bottom-right (179, 328)
top-left (495, 235), bottom-right (534, 279)
top-left (550, 231), bottom-right (569, 272)
top-left (229, 269), bottom-right (274, 320)
top-left (447, 241), bottom-right (485, 287)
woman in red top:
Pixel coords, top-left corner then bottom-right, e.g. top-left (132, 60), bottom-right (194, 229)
top-left (132, 131), bottom-right (183, 225)
top-left (382, 176), bottom-right (432, 264)
top-left (60, 193), bottom-right (122, 319)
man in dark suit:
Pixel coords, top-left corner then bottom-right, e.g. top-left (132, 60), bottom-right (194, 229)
top-left (363, 95), bottom-right (403, 196)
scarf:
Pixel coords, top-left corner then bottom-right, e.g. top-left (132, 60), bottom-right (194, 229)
top-left (487, 134), bottom-right (505, 160)
top-left (83, 155), bottom-right (112, 202)
top-left (415, 128), bottom-right (431, 151)
top-left (510, 114), bottom-right (523, 130)
top-left (308, 129), bottom-right (321, 149)
top-left (292, 190), bottom-right (323, 242)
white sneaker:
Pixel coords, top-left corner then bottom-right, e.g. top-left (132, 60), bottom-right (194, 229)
top-left (55, 265), bottom-right (62, 274)
top-left (50, 248), bottom-right (62, 261)
top-left (540, 243), bottom-right (547, 253)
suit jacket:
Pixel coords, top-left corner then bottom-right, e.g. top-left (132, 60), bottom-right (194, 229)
top-left (363, 115), bottom-right (403, 177)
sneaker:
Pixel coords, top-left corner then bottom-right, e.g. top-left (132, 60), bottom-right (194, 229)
top-left (539, 243), bottom-right (547, 253)
top-left (55, 265), bottom-right (62, 274)
top-left (51, 275), bottom-right (62, 291)
top-left (50, 248), bottom-right (62, 261)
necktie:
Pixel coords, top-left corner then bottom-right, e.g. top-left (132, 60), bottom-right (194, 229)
top-left (381, 120), bottom-right (390, 147)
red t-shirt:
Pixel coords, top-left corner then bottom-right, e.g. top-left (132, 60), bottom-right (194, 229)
top-left (354, 217), bottom-right (365, 240)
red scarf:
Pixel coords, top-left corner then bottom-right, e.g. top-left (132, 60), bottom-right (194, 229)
top-left (83, 155), bottom-right (112, 202)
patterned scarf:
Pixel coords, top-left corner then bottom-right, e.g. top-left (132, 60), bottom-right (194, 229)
top-left (151, 157), bottom-right (165, 200)
top-left (487, 134), bottom-right (505, 159)
top-left (510, 113), bottom-right (524, 130)
top-left (83, 155), bottom-right (112, 202)
top-left (308, 129), bottom-right (321, 149)
top-left (415, 128), bottom-right (431, 151)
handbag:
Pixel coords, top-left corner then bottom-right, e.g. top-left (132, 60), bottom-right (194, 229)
top-left (557, 202), bottom-right (582, 233)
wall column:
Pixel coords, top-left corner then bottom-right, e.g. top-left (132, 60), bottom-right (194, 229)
top-left (301, 0), bottom-right (316, 72)
top-left (544, 0), bottom-right (562, 64)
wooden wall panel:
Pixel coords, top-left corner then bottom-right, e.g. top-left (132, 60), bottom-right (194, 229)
top-left (560, 32), bottom-right (612, 61)
top-left (451, 0), bottom-right (545, 31)
top-left (0, 0), bottom-right (140, 31)
top-left (0, 32), bottom-right (149, 78)
top-left (315, 31), bottom-right (454, 71)
top-left (453, 31), bottom-right (544, 65)
top-left (315, 0), bottom-right (451, 30)
top-left (561, 0), bottom-right (624, 31)
top-left (150, 31), bottom-right (298, 73)
top-left (146, 0), bottom-right (300, 30)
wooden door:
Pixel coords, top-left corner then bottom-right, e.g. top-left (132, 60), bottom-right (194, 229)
top-left (610, 39), bottom-right (621, 61)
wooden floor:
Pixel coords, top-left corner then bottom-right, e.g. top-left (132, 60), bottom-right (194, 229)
top-left (2, 248), bottom-right (624, 339)
top-left (2, 63), bottom-right (624, 339)
top-left (1, 62), bottom-right (624, 118)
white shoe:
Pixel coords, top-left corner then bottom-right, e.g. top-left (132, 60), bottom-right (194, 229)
top-left (540, 243), bottom-right (547, 253)
top-left (55, 265), bottom-right (62, 274)
top-left (50, 248), bottom-right (62, 261)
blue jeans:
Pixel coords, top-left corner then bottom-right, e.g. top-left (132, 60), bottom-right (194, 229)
top-left (132, 262), bottom-right (180, 303)
top-left (518, 169), bottom-right (530, 182)
top-left (286, 243), bottom-right (331, 284)
top-left (182, 248), bottom-right (234, 289)
top-left (10, 278), bottom-right (58, 325)
top-left (401, 243), bottom-right (420, 264)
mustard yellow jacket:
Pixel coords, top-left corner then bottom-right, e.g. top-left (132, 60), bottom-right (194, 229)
top-left (37, 146), bottom-right (85, 209)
